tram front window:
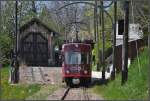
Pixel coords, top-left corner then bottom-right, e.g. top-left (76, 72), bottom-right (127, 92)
top-left (65, 52), bottom-right (89, 65)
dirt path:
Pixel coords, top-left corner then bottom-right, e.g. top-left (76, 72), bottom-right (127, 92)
top-left (19, 66), bottom-right (104, 100)
top-left (46, 87), bottom-right (103, 100)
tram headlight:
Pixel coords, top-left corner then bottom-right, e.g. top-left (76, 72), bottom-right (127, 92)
top-left (84, 70), bottom-right (88, 74)
top-left (66, 70), bottom-right (70, 74)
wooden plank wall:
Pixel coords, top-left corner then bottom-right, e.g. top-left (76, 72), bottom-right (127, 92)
top-left (115, 39), bottom-right (145, 72)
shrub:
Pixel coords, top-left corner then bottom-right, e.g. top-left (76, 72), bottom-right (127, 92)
top-left (0, 32), bottom-right (12, 66)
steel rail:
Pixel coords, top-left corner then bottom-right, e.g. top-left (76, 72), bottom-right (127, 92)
top-left (83, 87), bottom-right (90, 100)
top-left (61, 87), bottom-right (71, 100)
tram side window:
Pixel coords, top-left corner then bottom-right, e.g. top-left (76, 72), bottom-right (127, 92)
top-left (81, 53), bottom-right (90, 64)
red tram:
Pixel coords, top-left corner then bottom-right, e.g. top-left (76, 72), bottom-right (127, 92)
top-left (61, 42), bottom-right (92, 86)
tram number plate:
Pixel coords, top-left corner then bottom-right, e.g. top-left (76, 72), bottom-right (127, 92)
top-left (72, 78), bottom-right (80, 84)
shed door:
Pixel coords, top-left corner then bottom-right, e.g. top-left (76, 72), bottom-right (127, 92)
top-left (21, 32), bottom-right (48, 66)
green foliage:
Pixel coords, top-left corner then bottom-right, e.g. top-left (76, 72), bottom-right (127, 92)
top-left (38, 5), bottom-right (60, 33)
top-left (54, 36), bottom-right (64, 46)
top-left (0, 1), bottom-right (15, 65)
top-left (20, 11), bottom-right (36, 26)
top-left (92, 47), bottom-right (149, 100)
top-left (1, 67), bottom-right (41, 100)
top-left (0, 32), bottom-right (12, 66)
top-left (93, 40), bottom-right (112, 67)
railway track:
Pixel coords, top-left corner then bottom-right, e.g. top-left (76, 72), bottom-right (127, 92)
top-left (82, 87), bottom-right (90, 100)
top-left (60, 87), bottom-right (71, 100)
top-left (60, 87), bottom-right (90, 100)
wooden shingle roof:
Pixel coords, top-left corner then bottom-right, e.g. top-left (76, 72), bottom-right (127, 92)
top-left (19, 18), bottom-right (59, 36)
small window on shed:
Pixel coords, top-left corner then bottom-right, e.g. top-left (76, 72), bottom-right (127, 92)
top-left (118, 19), bottom-right (124, 35)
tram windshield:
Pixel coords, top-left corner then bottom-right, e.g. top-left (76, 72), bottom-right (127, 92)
top-left (65, 52), bottom-right (90, 65)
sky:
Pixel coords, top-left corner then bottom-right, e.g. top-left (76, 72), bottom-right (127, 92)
top-left (36, 1), bottom-right (112, 11)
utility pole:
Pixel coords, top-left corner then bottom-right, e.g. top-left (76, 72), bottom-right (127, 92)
top-left (111, 0), bottom-right (117, 80)
top-left (148, 0), bottom-right (150, 99)
top-left (0, 2), bottom-right (2, 100)
top-left (11, 0), bottom-right (19, 83)
top-left (75, 8), bottom-right (79, 41)
top-left (32, 0), bottom-right (36, 14)
top-left (15, 1), bottom-right (18, 57)
top-left (121, 1), bottom-right (130, 85)
top-left (65, 24), bottom-right (67, 43)
top-left (93, 3), bottom-right (97, 70)
top-left (95, 0), bottom-right (100, 71)
top-left (101, 0), bottom-right (105, 81)
top-left (94, 1), bottom-right (97, 43)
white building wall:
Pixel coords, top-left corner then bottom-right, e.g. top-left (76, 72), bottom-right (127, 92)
top-left (116, 23), bottom-right (143, 40)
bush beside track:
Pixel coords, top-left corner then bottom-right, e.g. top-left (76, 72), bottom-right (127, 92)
top-left (92, 47), bottom-right (149, 100)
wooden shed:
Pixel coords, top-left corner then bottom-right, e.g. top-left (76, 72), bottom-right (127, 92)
top-left (18, 18), bottom-right (59, 67)
top-left (115, 39), bottom-right (145, 72)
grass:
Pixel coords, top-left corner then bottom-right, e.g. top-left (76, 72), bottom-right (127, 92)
top-left (0, 67), bottom-right (41, 100)
top-left (92, 47), bottom-right (149, 100)
top-left (26, 84), bottom-right (58, 100)
top-left (0, 66), bottom-right (58, 100)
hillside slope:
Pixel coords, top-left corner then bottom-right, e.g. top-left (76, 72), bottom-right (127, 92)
top-left (92, 47), bottom-right (149, 100)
